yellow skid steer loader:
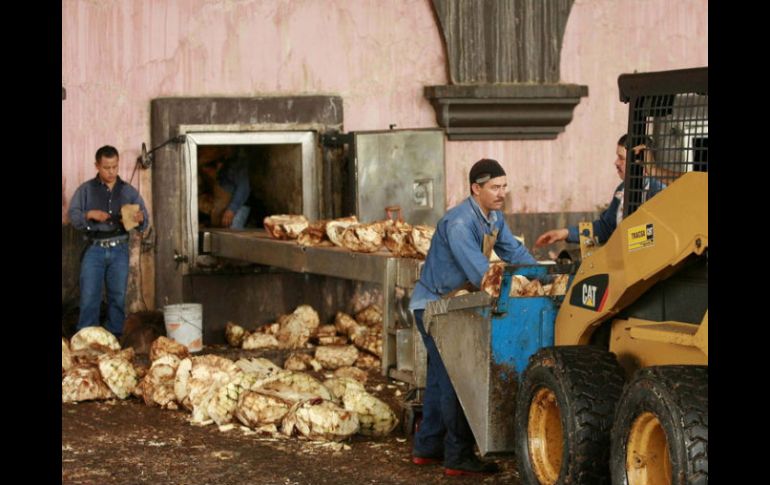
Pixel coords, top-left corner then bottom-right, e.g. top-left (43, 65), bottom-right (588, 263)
top-left (514, 67), bottom-right (708, 485)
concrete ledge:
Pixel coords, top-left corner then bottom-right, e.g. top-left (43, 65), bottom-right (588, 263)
top-left (425, 84), bottom-right (588, 140)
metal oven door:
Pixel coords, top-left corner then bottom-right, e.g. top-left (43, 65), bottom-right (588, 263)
top-left (351, 129), bottom-right (445, 226)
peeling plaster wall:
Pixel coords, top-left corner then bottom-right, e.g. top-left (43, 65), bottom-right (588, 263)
top-left (62, 0), bottom-right (707, 309)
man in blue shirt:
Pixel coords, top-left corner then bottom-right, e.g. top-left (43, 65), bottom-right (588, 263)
top-left (68, 146), bottom-right (149, 339)
top-left (199, 151), bottom-right (251, 229)
top-left (535, 134), bottom-right (666, 247)
top-left (409, 158), bottom-right (537, 476)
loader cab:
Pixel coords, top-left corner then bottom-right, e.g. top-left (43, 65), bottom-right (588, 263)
top-left (622, 75), bottom-right (708, 217)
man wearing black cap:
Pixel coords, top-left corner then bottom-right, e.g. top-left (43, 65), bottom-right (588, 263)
top-left (408, 158), bottom-right (537, 476)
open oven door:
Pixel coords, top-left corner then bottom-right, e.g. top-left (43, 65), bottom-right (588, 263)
top-left (348, 129), bottom-right (446, 226)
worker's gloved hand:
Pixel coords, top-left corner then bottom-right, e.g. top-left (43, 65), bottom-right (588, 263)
top-left (535, 228), bottom-right (569, 247)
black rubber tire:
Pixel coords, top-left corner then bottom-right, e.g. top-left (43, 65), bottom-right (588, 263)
top-left (514, 346), bottom-right (626, 485)
top-left (610, 366), bottom-right (708, 485)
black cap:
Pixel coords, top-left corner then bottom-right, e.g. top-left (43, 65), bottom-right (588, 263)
top-left (469, 158), bottom-right (506, 185)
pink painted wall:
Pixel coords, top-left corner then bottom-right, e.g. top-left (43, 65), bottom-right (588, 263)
top-left (63, 0), bottom-right (707, 219)
top-left (63, 0), bottom-right (706, 307)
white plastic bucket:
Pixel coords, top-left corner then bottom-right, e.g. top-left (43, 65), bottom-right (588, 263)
top-left (162, 303), bottom-right (203, 352)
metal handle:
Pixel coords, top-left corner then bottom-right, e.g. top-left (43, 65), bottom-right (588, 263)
top-left (385, 205), bottom-right (403, 222)
top-left (173, 250), bottom-right (188, 270)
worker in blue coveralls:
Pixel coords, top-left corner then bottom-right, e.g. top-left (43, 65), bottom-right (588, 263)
top-left (68, 145), bottom-right (149, 339)
top-left (535, 134), bottom-right (666, 248)
top-left (409, 158), bottom-right (537, 476)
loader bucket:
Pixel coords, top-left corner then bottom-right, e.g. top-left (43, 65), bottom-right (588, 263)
top-left (425, 266), bottom-right (562, 455)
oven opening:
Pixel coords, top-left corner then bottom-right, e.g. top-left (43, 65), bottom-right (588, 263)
top-left (196, 143), bottom-right (303, 230)
top-left (183, 131), bottom-right (319, 266)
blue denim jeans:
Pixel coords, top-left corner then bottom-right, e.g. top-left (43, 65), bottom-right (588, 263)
top-left (77, 242), bottom-right (130, 337)
top-left (412, 309), bottom-right (475, 467)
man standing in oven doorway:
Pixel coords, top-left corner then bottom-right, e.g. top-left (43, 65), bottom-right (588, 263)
top-left (68, 145), bottom-right (149, 339)
top-left (198, 146), bottom-right (251, 229)
top-left (408, 158), bottom-right (537, 476)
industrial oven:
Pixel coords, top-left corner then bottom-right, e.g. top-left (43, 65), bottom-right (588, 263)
top-left (149, 95), bottom-right (444, 384)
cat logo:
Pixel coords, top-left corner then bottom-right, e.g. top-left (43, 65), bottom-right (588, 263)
top-left (582, 285), bottom-right (597, 307)
top-left (569, 274), bottom-right (609, 312)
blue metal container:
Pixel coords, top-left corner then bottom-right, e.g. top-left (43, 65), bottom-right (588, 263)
top-left (425, 264), bottom-right (568, 455)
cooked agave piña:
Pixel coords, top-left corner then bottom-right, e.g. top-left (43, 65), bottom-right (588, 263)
top-left (187, 355), bottom-right (241, 423)
top-left (354, 352), bottom-right (381, 370)
top-left (174, 357), bottom-right (193, 410)
top-left (282, 399), bottom-right (360, 441)
top-left (318, 335), bottom-right (349, 345)
top-left (256, 322), bottom-right (280, 335)
top-left (326, 216), bottom-right (359, 248)
top-left (509, 274), bottom-right (531, 297)
top-left (549, 274), bottom-right (569, 296)
top-left (242, 332), bottom-right (280, 349)
top-left (225, 322), bottom-right (248, 348)
top-left (149, 336), bottom-right (190, 362)
top-left (263, 214), bottom-right (309, 240)
top-left (97, 351), bottom-right (139, 399)
top-left (142, 354), bottom-right (181, 409)
top-left (276, 305), bottom-right (320, 349)
top-left (313, 324), bottom-right (337, 340)
top-left (340, 224), bottom-right (383, 253)
top-left (258, 371), bottom-right (332, 401)
top-left (333, 366), bottom-right (368, 384)
top-left (522, 279), bottom-right (545, 296)
top-left (383, 221), bottom-right (420, 258)
top-left (354, 305), bottom-right (383, 327)
top-left (481, 262), bottom-right (506, 297)
top-left (62, 365), bottom-right (115, 403)
top-left (131, 362), bottom-right (150, 398)
top-left (322, 376), bottom-right (366, 402)
top-left (62, 337), bottom-right (72, 374)
top-left (284, 352), bottom-right (323, 372)
top-left (208, 372), bottom-right (260, 426)
top-left (411, 225), bottom-right (435, 257)
top-left (352, 327), bottom-right (383, 358)
top-left (236, 390), bottom-right (294, 428)
top-left (297, 220), bottom-right (333, 247)
top-left (315, 345), bottom-right (359, 370)
top-left (70, 326), bottom-right (121, 354)
top-left (334, 312), bottom-right (359, 337)
top-left (342, 390), bottom-right (398, 437)
top-left (234, 358), bottom-right (286, 380)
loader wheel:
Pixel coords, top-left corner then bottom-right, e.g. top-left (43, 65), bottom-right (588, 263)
top-left (610, 366), bottom-right (708, 485)
top-left (514, 346), bottom-right (625, 485)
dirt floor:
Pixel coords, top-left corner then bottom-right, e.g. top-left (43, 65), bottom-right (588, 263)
top-left (62, 346), bottom-right (523, 485)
